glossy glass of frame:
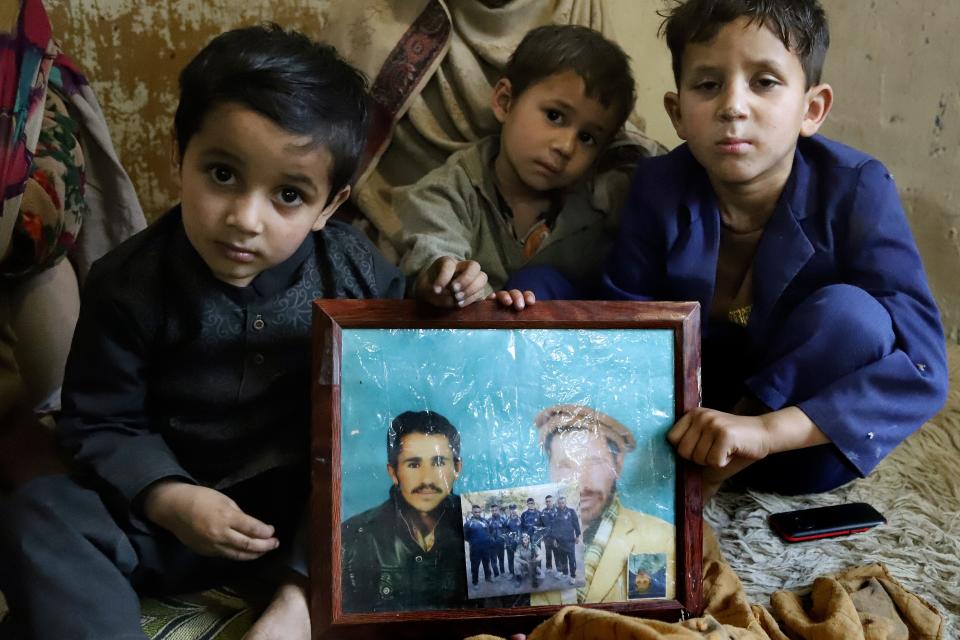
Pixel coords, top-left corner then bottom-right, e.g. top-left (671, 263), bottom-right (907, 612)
top-left (311, 300), bottom-right (702, 639)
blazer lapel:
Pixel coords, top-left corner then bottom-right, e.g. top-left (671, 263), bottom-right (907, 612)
top-left (667, 176), bottom-right (721, 319)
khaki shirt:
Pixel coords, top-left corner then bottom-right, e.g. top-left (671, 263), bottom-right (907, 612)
top-left (395, 136), bottom-right (615, 295)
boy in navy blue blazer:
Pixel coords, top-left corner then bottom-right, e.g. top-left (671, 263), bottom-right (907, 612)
top-left (601, 0), bottom-right (948, 497)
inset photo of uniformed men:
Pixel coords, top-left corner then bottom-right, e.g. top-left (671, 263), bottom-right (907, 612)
top-left (460, 482), bottom-right (585, 599)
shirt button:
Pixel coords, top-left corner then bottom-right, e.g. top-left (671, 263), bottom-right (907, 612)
top-left (252, 353), bottom-right (265, 365)
top-left (415, 555), bottom-right (423, 563)
top-left (253, 317), bottom-right (265, 331)
top-left (867, 432), bottom-right (875, 439)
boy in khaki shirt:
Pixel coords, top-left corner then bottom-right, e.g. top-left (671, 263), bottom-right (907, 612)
top-left (396, 24), bottom-right (641, 310)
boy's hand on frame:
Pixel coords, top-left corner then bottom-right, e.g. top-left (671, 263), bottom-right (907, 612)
top-left (490, 289), bottom-right (536, 311)
top-left (415, 256), bottom-right (489, 308)
top-left (142, 480), bottom-right (279, 561)
top-left (667, 405), bottom-right (828, 469)
top-left (667, 408), bottom-right (773, 469)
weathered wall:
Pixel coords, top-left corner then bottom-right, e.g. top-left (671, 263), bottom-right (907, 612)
top-left (46, 0), bottom-right (337, 223)
top-left (818, 2), bottom-right (960, 343)
top-left (47, 0), bottom-right (959, 340)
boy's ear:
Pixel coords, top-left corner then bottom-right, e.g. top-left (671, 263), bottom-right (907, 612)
top-left (312, 184), bottom-right (352, 231)
top-left (800, 83), bottom-right (833, 137)
top-left (491, 78), bottom-right (513, 124)
top-left (663, 91), bottom-right (687, 140)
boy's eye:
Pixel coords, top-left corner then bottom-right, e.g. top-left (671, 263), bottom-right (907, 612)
top-left (276, 188), bottom-right (304, 207)
top-left (545, 109), bottom-right (563, 124)
top-left (754, 76), bottom-right (780, 90)
top-left (694, 80), bottom-right (720, 92)
top-left (577, 131), bottom-right (597, 146)
top-left (209, 165), bottom-right (236, 185)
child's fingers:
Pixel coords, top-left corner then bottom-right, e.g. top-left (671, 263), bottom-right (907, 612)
top-left (706, 439), bottom-right (733, 468)
top-left (214, 539), bottom-right (273, 561)
top-left (505, 289), bottom-right (527, 310)
top-left (229, 511), bottom-right (276, 540)
top-left (492, 290), bottom-right (513, 306)
top-left (691, 427), bottom-right (719, 466)
top-left (429, 257), bottom-right (458, 293)
top-left (667, 412), bottom-right (692, 446)
top-left (457, 273), bottom-right (488, 306)
top-left (224, 529), bottom-right (280, 556)
top-left (449, 261), bottom-right (482, 294)
top-left (675, 416), bottom-right (709, 462)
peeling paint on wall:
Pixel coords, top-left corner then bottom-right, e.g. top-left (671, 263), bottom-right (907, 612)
top-left (46, 0), bottom-right (335, 222)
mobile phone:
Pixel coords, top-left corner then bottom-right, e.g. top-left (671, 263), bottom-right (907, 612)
top-left (768, 502), bottom-right (886, 543)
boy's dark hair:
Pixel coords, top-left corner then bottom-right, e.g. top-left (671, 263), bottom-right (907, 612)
top-left (387, 410), bottom-right (461, 468)
top-left (659, 0), bottom-right (830, 88)
top-left (174, 24), bottom-right (369, 195)
top-left (503, 25), bottom-right (636, 132)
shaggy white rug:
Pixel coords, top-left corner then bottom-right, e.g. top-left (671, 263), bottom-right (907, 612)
top-left (707, 343), bottom-right (960, 636)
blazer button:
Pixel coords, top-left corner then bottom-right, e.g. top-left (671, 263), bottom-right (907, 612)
top-left (415, 555), bottom-right (423, 563)
top-left (252, 353), bottom-right (265, 365)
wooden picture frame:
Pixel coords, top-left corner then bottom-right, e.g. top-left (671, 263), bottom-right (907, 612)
top-left (311, 300), bottom-right (702, 639)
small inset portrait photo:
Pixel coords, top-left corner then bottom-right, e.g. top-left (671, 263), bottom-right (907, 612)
top-left (460, 482), bottom-right (584, 600)
top-left (627, 552), bottom-right (668, 600)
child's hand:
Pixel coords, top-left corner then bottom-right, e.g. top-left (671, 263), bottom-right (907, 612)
top-left (489, 289), bottom-right (536, 311)
top-left (415, 257), bottom-right (489, 308)
top-left (667, 408), bottom-right (773, 469)
top-left (142, 480), bottom-right (279, 560)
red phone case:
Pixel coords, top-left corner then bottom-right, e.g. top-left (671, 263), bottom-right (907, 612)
top-left (768, 502), bottom-right (886, 543)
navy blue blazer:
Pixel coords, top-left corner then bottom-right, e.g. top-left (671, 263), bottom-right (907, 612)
top-left (602, 135), bottom-right (948, 476)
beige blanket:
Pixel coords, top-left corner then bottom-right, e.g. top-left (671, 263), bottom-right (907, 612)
top-left (469, 526), bottom-right (943, 640)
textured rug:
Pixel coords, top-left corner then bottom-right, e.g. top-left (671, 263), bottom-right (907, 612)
top-left (707, 342), bottom-right (960, 636)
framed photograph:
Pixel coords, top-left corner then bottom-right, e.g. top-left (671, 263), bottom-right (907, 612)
top-left (311, 300), bottom-right (702, 639)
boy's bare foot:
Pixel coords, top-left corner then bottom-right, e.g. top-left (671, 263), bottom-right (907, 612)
top-left (243, 575), bottom-right (310, 640)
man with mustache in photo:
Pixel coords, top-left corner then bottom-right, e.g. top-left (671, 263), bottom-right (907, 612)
top-left (341, 411), bottom-right (467, 612)
top-left (530, 404), bottom-right (675, 605)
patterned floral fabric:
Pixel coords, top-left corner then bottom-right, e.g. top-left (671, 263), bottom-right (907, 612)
top-left (1, 0), bottom-right (88, 280)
